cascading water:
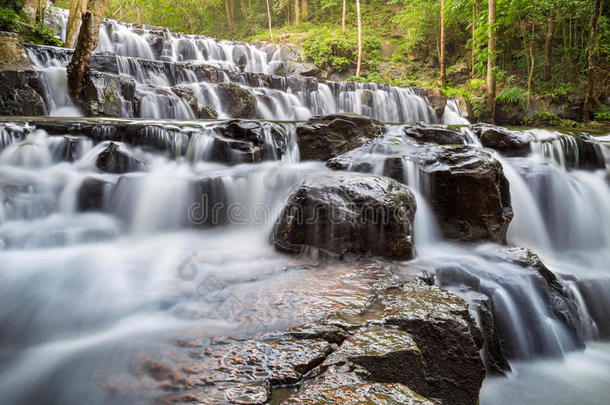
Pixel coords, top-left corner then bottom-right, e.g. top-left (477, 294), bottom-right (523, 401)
top-left (28, 8), bottom-right (467, 123)
top-left (1, 6), bottom-right (609, 405)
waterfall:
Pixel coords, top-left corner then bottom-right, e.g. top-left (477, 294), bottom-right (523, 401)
top-left (29, 8), bottom-right (467, 124)
top-left (0, 6), bottom-right (607, 405)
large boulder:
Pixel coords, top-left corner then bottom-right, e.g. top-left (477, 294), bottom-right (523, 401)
top-left (470, 123), bottom-right (532, 156)
top-left (418, 146), bottom-right (513, 242)
top-left (0, 70), bottom-right (45, 116)
top-left (217, 83), bottom-right (256, 118)
top-left (77, 177), bottom-right (113, 211)
top-left (322, 281), bottom-right (485, 405)
top-left (81, 71), bottom-right (135, 117)
top-left (209, 120), bottom-right (289, 164)
top-left (324, 327), bottom-right (429, 397)
top-left (403, 123), bottom-right (464, 145)
top-left (96, 142), bottom-right (148, 174)
top-left (271, 172), bottom-right (416, 260)
top-left (329, 143), bottom-right (513, 243)
top-left (296, 113), bottom-right (384, 161)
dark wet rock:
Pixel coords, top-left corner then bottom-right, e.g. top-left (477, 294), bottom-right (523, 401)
top-left (162, 382), bottom-right (269, 404)
top-left (0, 70), bottom-right (45, 116)
top-left (210, 120), bottom-right (288, 164)
top-left (286, 75), bottom-right (318, 93)
top-left (296, 113), bottom-right (384, 161)
top-left (470, 123), bottom-right (532, 156)
top-left (89, 52), bottom-right (120, 75)
top-left (376, 283), bottom-right (484, 405)
top-left (51, 136), bottom-right (90, 162)
top-left (420, 146), bottom-right (513, 242)
top-left (284, 364), bottom-right (435, 405)
top-left (271, 172), bottom-right (416, 260)
top-left (424, 88), bottom-right (446, 116)
top-left (465, 292), bottom-right (511, 375)
top-left (96, 142), bottom-right (148, 174)
top-left (561, 133), bottom-right (606, 170)
top-left (217, 83), bottom-right (257, 118)
top-left (81, 71), bottom-right (135, 117)
top-left (330, 143), bottom-right (513, 243)
top-left (490, 247), bottom-right (559, 286)
top-left (403, 123), bottom-right (464, 145)
top-left (490, 247), bottom-right (585, 349)
top-left (324, 327), bottom-right (428, 397)
top-left (573, 277), bottom-right (610, 339)
top-left (320, 281), bottom-right (484, 405)
top-left (77, 177), bottom-right (113, 211)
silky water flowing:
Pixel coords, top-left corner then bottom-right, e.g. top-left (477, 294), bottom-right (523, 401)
top-left (0, 7), bottom-right (609, 405)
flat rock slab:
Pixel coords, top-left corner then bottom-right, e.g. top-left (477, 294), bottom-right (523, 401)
top-left (284, 364), bottom-right (435, 405)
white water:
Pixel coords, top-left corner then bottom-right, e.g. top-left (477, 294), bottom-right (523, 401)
top-left (0, 6), bottom-right (607, 405)
top-left (30, 8), bottom-right (467, 123)
top-left (1, 119), bottom-right (609, 404)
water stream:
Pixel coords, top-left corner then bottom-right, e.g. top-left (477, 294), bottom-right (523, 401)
top-left (0, 7), bottom-right (608, 404)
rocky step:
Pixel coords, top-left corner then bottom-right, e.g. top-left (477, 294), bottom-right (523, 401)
top-left (0, 118), bottom-right (294, 165)
top-left (108, 267), bottom-right (484, 405)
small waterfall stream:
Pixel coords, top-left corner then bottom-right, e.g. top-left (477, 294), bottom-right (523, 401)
top-left (28, 8), bottom-right (466, 123)
top-left (0, 7), bottom-right (608, 405)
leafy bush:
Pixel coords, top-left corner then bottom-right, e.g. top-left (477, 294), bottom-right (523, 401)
top-left (594, 105), bottom-right (610, 122)
top-left (495, 86), bottom-right (529, 106)
top-left (0, 6), bottom-right (18, 31)
top-left (302, 27), bottom-right (381, 72)
top-left (302, 28), bottom-right (354, 71)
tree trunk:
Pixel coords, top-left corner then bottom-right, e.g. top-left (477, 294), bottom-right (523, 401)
top-left (21, 0), bottom-right (38, 23)
top-left (301, 0), bottom-right (308, 21)
top-left (229, 0), bottom-right (235, 27)
top-left (294, 0), bottom-right (300, 25)
top-left (66, 0), bottom-right (89, 49)
top-left (543, 14), bottom-right (555, 82)
top-left (440, 0), bottom-right (446, 86)
top-left (67, 0), bottom-right (107, 101)
top-left (356, 0), bottom-right (362, 77)
top-left (266, 0), bottom-right (273, 40)
top-left (239, 0), bottom-right (250, 22)
top-left (225, 0), bottom-right (234, 30)
top-left (471, 0), bottom-right (476, 76)
top-left (583, 0), bottom-right (601, 121)
top-left (36, 0), bottom-right (46, 25)
top-left (526, 24), bottom-right (534, 115)
top-left (342, 0), bottom-right (346, 33)
top-left (486, 0), bottom-right (496, 123)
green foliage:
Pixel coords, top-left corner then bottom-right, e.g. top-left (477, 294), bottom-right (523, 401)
top-left (302, 27), bottom-right (380, 72)
top-left (23, 22), bottom-right (63, 46)
top-left (0, 0), bottom-right (23, 13)
top-left (495, 86), bottom-right (529, 106)
top-left (594, 105), bottom-right (610, 122)
top-left (524, 111), bottom-right (578, 128)
top-left (0, 6), bottom-right (18, 31)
